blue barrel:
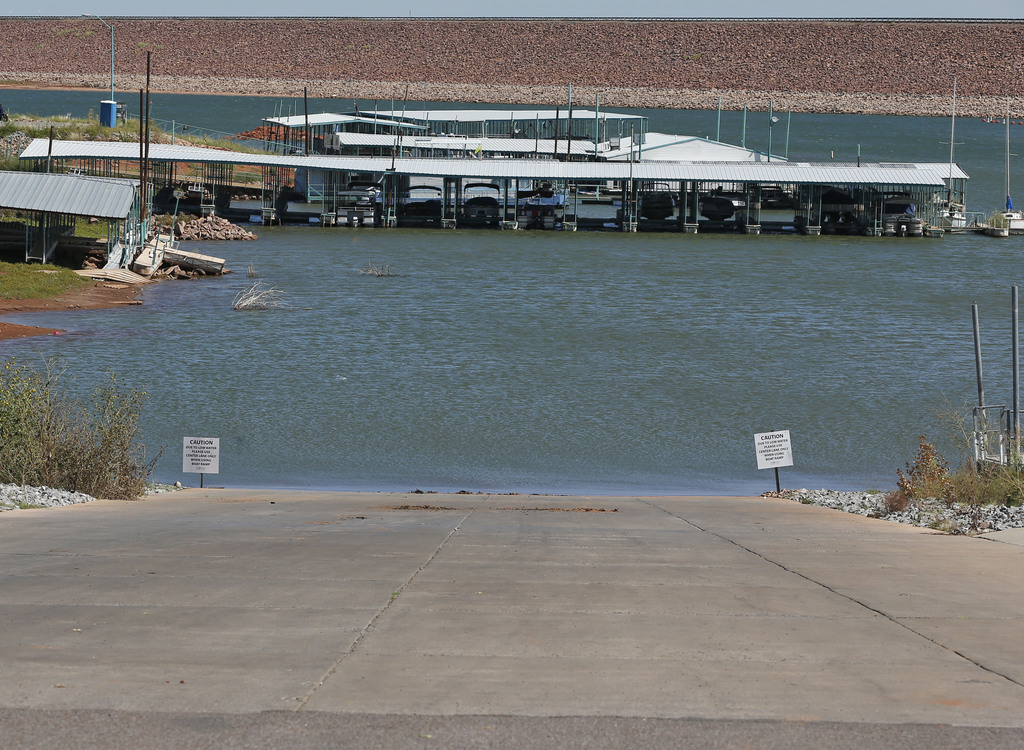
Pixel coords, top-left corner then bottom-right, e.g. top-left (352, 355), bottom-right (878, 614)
top-left (100, 100), bottom-right (117, 128)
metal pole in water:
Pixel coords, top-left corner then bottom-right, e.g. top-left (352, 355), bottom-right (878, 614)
top-left (1013, 285), bottom-right (1020, 453)
top-left (716, 96), bottom-right (722, 142)
top-left (303, 87), bottom-right (309, 156)
top-left (741, 106), bottom-right (747, 149)
top-left (973, 302), bottom-right (986, 410)
top-left (553, 107), bottom-right (559, 160)
top-left (785, 110), bottom-right (791, 158)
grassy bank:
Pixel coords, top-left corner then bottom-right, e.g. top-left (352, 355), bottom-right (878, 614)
top-left (1, 112), bottom-right (266, 172)
top-left (0, 260), bottom-right (91, 300)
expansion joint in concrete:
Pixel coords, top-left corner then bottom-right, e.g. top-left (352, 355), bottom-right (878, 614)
top-left (293, 499), bottom-right (486, 710)
top-left (639, 498), bottom-right (1024, 693)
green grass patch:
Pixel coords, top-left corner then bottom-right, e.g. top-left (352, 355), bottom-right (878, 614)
top-left (73, 216), bottom-right (110, 239)
top-left (0, 261), bottom-right (92, 301)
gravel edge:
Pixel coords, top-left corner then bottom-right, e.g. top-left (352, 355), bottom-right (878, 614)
top-left (776, 489), bottom-right (1024, 535)
top-left (0, 482), bottom-right (184, 511)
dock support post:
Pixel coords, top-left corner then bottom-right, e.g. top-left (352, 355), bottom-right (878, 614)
top-left (380, 173), bottom-right (397, 228)
top-left (441, 177), bottom-right (457, 228)
top-left (746, 184), bottom-right (762, 230)
top-left (502, 179), bottom-right (512, 225)
top-left (676, 181), bottom-right (687, 232)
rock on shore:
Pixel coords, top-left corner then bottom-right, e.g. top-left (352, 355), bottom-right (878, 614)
top-left (0, 483), bottom-right (99, 510)
top-left (1, 19), bottom-right (1023, 116)
top-left (174, 215), bottom-right (257, 241)
top-left (781, 489), bottom-right (1024, 534)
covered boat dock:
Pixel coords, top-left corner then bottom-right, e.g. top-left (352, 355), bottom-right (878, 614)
top-left (262, 108), bottom-right (649, 158)
top-left (19, 139), bottom-right (967, 236)
top-left (0, 170), bottom-right (142, 266)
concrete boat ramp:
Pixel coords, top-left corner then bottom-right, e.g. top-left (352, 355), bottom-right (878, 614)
top-left (3, 490), bottom-right (1024, 748)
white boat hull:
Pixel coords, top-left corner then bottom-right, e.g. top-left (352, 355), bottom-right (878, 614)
top-left (988, 210), bottom-right (1024, 235)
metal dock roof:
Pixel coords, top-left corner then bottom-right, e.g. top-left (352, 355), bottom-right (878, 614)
top-left (329, 131), bottom-right (596, 156)
top-left (324, 131), bottom-right (769, 160)
top-left (20, 140), bottom-right (967, 187)
top-left (0, 170), bottom-right (137, 219)
top-left (263, 113), bottom-right (427, 129)
top-left (602, 133), bottom-right (775, 162)
top-left (265, 109), bottom-right (641, 129)
top-left (369, 108), bottom-right (643, 122)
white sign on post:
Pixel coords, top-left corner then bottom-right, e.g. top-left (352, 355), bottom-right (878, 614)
top-left (754, 430), bottom-right (793, 471)
top-left (183, 437), bottom-right (220, 474)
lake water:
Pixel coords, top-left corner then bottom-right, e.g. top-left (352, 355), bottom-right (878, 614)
top-left (1, 89), bottom-right (1022, 495)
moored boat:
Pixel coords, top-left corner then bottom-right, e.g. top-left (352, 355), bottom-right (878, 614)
top-left (987, 100), bottom-right (1024, 236)
top-left (517, 182), bottom-right (564, 229)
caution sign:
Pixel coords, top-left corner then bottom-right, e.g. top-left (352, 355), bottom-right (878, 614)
top-left (183, 436), bottom-right (220, 474)
top-left (754, 430), bottom-right (793, 471)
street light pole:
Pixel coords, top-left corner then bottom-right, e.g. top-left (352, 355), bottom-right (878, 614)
top-left (83, 14), bottom-right (114, 103)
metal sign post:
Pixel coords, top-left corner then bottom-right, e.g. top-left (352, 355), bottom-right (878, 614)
top-left (183, 437), bottom-right (220, 488)
top-left (754, 430), bottom-right (794, 493)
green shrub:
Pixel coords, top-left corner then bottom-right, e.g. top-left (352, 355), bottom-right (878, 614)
top-left (946, 461), bottom-right (1024, 507)
top-left (0, 358), bottom-right (156, 499)
top-left (887, 425), bottom-right (1024, 512)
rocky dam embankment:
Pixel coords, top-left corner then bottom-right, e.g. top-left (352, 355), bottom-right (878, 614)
top-left (1, 18), bottom-right (1023, 116)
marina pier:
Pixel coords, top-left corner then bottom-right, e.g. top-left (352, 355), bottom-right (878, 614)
top-left (20, 139), bottom-right (967, 239)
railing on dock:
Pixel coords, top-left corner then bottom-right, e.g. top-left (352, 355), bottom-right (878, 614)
top-left (973, 405), bottom-right (1015, 465)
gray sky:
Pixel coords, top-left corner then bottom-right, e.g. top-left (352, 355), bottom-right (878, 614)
top-left (6, 5), bottom-right (1022, 18)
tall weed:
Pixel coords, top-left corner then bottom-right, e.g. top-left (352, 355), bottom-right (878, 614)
top-left (0, 358), bottom-right (156, 498)
top-left (895, 435), bottom-right (953, 501)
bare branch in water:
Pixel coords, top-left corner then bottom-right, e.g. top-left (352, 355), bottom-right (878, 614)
top-left (232, 281), bottom-right (285, 310)
top-left (359, 262), bottom-right (401, 277)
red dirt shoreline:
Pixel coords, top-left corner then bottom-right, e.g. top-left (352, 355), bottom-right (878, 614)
top-left (0, 283), bottom-right (143, 342)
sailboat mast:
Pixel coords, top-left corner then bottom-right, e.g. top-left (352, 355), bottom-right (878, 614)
top-left (947, 77), bottom-right (956, 202)
top-left (1006, 98), bottom-right (1013, 211)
